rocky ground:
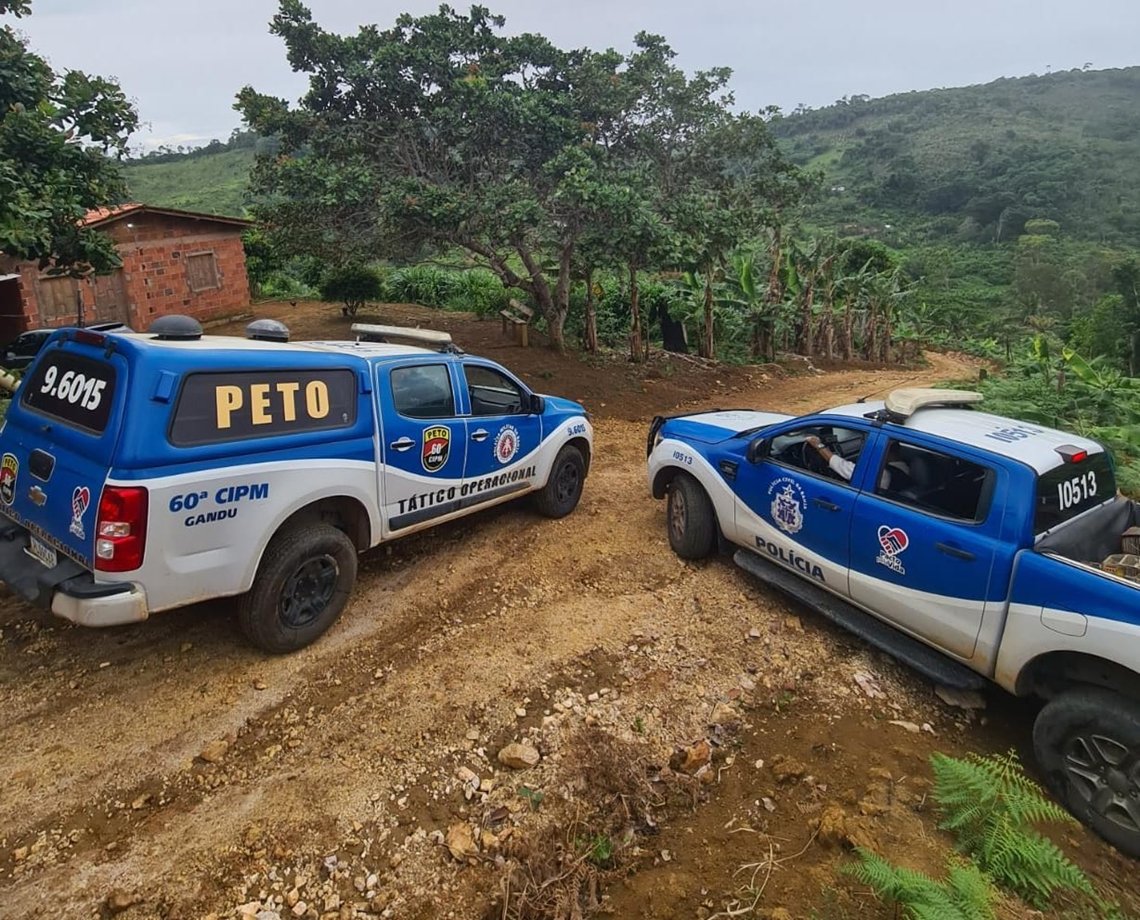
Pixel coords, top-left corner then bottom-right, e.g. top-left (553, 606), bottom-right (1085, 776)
top-left (0, 303), bottom-right (1136, 920)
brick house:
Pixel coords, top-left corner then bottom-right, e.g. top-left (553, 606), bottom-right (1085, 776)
top-left (0, 204), bottom-right (253, 343)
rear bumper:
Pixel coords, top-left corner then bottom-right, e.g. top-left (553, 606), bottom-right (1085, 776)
top-left (0, 523), bottom-right (148, 627)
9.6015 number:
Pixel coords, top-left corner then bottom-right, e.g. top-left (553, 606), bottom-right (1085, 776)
top-left (39, 364), bottom-right (107, 411)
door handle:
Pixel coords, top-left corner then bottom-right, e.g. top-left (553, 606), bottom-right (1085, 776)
top-left (389, 437), bottom-right (416, 452)
top-left (812, 498), bottom-right (840, 511)
top-left (936, 542), bottom-right (975, 561)
top-left (471, 429), bottom-right (489, 442)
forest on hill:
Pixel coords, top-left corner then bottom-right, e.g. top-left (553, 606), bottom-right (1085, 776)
top-left (774, 66), bottom-right (1140, 248)
top-left (119, 33), bottom-right (1140, 487)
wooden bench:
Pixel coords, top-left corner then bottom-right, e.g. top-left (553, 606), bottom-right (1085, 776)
top-left (500, 299), bottom-right (534, 347)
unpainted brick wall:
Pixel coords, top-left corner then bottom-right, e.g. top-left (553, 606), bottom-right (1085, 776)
top-left (13, 212), bottom-right (252, 333)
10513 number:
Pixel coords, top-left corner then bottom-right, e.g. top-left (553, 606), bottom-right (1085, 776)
top-left (1057, 470), bottom-right (1097, 511)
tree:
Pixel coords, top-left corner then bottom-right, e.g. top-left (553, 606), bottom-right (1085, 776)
top-left (238, 3), bottom-right (807, 352)
top-left (0, 0), bottom-right (137, 274)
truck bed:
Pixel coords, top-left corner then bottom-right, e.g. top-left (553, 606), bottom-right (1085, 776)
top-left (1036, 497), bottom-right (1140, 570)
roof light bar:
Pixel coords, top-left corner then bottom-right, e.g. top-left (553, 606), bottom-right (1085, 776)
top-left (351, 323), bottom-right (460, 353)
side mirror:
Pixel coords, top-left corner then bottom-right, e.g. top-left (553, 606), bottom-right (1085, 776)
top-left (529, 394), bottom-right (545, 415)
top-left (747, 437), bottom-right (769, 464)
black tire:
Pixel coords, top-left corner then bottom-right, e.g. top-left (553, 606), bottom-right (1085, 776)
top-left (238, 523), bottom-right (358, 654)
top-left (1033, 686), bottom-right (1140, 858)
top-left (535, 445), bottom-right (586, 518)
top-left (666, 473), bottom-right (716, 560)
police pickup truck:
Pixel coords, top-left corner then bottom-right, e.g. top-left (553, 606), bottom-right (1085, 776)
top-left (0, 318), bottom-right (592, 653)
top-left (647, 388), bottom-right (1140, 857)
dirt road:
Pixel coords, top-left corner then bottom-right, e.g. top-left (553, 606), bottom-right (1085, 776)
top-left (0, 317), bottom-right (1134, 920)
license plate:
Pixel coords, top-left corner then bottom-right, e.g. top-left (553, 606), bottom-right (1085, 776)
top-left (25, 535), bottom-right (58, 569)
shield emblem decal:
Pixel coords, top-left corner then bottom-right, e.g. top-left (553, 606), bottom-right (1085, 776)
top-left (0, 453), bottom-right (17, 505)
top-left (422, 426), bottom-right (450, 473)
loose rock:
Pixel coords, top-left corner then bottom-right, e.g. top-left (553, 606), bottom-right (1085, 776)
top-left (445, 822), bottom-right (479, 862)
top-left (198, 739), bottom-right (229, 764)
top-left (935, 686), bottom-right (986, 710)
top-left (770, 754), bottom-right (807, 783)
top-left (670, 739), bottom-right (711, 775)
top-left (105, 889), bottom-right (141, 914)
top-left (497, 742), bottom-right (540, 770)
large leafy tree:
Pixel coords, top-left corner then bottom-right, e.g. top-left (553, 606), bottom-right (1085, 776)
top-left (239, 2), bottom-right (806, 352)
top-left (0, 0), bottom-right (137, 273)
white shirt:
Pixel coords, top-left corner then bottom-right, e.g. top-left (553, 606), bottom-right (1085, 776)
top-left (829, 453), bottom-right (856, 481)
top-left (828, 453), bottom-right (905, 489)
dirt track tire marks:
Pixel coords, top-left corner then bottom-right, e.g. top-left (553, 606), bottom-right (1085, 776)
top-left (0, 353), bottom-right (991, 917)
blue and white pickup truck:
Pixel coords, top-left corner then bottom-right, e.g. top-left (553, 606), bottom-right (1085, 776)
top-left (0, 318), bottom-right (592, 653)
top-left (647, 388), bottom-right (1140, 857)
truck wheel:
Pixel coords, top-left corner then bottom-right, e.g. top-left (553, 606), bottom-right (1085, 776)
top-left (535, 445), bottom-right (585, 518)
top-left (1033, 686), bottom-right (1140, 858)
top-left (667, 473), bottom-right (716, 560)
top-left (239, 523), bottom-right (358, 653)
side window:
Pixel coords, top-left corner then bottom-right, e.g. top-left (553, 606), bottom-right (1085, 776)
top-left (875, 439), bottom-right (995, 522)
top-left (768, 425), bottom-right (866, 484)
top-left (465, 364), bottom-right (524, 416)
top-left (390, 364), bottom-right (455, 419)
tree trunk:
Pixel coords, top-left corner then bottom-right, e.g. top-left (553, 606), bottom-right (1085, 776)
top-left (584, 268), bottom-right (598, 354)
top-left (699, 270), bottom-right (715, 359)
top-left (841, 298), bottom-right (854, 360)
top-left (629, 264), bottom-right (643, 363)
top-left (865, 305), bottom-right (878, 362)
top-left (518, 244), bottom-right (564, 351)
top-left (798, 277), bottom-right (815, 358)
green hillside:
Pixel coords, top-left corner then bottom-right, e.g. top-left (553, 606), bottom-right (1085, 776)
top-left (118, 67), bottom-right (1140, 244)
top-left (774, 67), bottom-right (1140, 247)
top-left (121, 146), bottom-right (255, 216)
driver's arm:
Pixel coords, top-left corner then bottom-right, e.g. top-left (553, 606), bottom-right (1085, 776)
top-left (806, 436), bottom-right (855, 481)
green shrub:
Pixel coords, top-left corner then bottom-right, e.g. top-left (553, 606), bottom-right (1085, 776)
top-left (847, 849), bottom-right (997, 920)
top-left (257, 271), bottom-right (317, 301)
top-left (931, 751), bottom-right (1097, 908)
top-left (318, 265), bottom-right (383, 316)
top-left (381, 266), bottom-right (519, 316)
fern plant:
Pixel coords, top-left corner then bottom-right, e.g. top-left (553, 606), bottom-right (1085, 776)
top-left (846, 848), bottom-right (997, 920)
top-left (930, 751), bottom-right (1097, 908)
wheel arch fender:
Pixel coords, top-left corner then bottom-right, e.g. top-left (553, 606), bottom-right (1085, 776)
top-left (652, 465), bottom-right (684, 500)
top-left (241, 491), bottom-right (375, 593)
top-left (564, 436), bottom-right (591, 477)
top-left (1016, 649), bottom-right (1140, 701)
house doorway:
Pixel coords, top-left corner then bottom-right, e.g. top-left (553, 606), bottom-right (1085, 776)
top-left (92, 270), bottom-right (131, 325)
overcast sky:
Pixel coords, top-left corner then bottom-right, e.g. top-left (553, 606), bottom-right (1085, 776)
top-left (10, 0), bottom-right (1140, 151)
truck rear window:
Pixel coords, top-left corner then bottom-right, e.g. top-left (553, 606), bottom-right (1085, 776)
top-left (1035, 451), bottom-right (1115, 533)
top-left (21, 349), bottom-right (116, 433)
top-left (169, 369), bottom-right (358, 446)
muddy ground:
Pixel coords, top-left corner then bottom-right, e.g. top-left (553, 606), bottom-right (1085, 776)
top-left (0, 302), bottom-right (1135, 920)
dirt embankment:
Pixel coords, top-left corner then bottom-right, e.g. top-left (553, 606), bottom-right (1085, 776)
top-left (0, 303), bottom-right (1133, 920)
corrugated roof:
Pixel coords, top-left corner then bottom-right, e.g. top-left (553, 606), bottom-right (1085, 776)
top-left (81, 204), bottom-right (251, 229)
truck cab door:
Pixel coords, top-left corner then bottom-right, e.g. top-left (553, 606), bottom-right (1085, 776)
top-left (457, 361), bottom-right (543, 506)
top-left (376, 360), bottom-right (467, 535)
top-left (848, 434), bottom-right (1012, 661)
top-left (733, 421), bottom-right (869, 594)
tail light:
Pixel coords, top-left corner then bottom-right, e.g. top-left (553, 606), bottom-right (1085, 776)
top-left (95, 486), bottom-right (148, 572)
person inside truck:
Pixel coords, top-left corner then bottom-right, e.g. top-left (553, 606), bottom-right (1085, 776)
top-left (806, 435), bottom-right (911, 490)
